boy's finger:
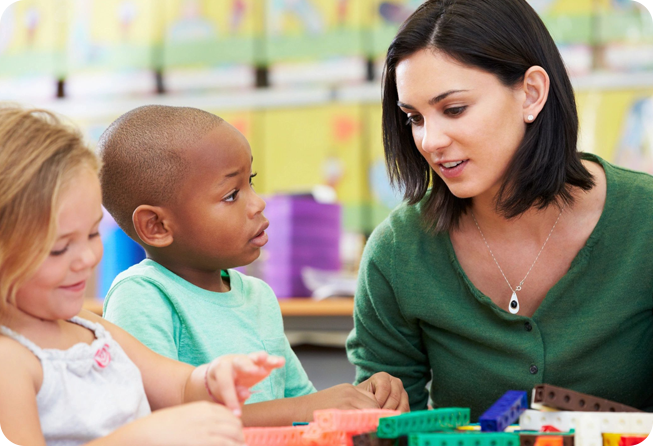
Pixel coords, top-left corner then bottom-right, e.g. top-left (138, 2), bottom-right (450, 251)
top-left (398, 389), bottom-right (410, 412)
top-left (381, 379), bottom-right (404, 409)
top-left (371, 377), bottom-right (392, 407)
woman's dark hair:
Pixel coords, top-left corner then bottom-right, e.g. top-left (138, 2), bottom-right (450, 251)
top-left (382, 0), bottom-right (594, 232)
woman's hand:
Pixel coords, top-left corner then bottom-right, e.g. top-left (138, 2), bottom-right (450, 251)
top-left (205, 352), bottom-right (285, 415)
top-left (357, 372), bottom-right (410, 412)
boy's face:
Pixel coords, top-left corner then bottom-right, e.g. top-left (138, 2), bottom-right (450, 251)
top-left (169, 123), bottom-right (268, 270)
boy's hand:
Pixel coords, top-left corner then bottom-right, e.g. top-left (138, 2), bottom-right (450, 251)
top-left (300, 383), bottom-right (381, 420)
top-left (356, 372), bottom-right (410, 412)
top-left (205, 352), bottom-right (285, 416)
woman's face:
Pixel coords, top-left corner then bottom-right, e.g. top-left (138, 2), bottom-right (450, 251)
top-left (395, 49), bottom-right (527, 202)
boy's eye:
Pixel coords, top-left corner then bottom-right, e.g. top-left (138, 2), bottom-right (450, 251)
top-left (89, 232), bottom-right (100, 239)
top-left (249, 172), bottom-right (257, 187)
top-left (224, 190), bottom-right (239, 202)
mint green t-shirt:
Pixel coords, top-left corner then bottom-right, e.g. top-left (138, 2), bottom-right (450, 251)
top-left (103, 260), bottom-right (316, 403)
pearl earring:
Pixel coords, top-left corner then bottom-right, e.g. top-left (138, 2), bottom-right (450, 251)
top-left (527, 114), bottom-right (534, 122)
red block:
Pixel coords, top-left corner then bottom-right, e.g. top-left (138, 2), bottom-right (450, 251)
top-left (243, 425), bottom-right (308, 446)
top-left (619, 435), bottom-right (648, 446)
top-left (314, 409), bottom-right (401, 433)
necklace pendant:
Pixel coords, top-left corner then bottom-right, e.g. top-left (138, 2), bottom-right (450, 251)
top-left (509, 291), bottom-right (520, 314)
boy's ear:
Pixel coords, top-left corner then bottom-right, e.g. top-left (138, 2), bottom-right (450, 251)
top-left (132, 205), bottom-right (174, 248)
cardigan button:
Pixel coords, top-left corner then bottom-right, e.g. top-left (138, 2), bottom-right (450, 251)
top-left (529, 365), bottom-right (539, 374)
top-left (524, 322), bottom-right (533, 332)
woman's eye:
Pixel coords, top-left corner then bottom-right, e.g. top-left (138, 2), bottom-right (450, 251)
top-left (405, 115), bottom-right (423, 126)
top-left (444, 106), bottom-right (467, 116)
top-left (224, 190), bottom-right (239, 202)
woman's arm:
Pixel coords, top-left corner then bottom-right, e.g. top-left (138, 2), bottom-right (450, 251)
top-left (345, 225), bottom-right (431, 411)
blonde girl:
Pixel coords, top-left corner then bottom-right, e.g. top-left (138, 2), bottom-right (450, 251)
top-left (0, 105), bottom-right (283, 446)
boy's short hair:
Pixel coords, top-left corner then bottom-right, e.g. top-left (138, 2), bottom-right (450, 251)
top-left (98, 105), bottom-right (223, 238)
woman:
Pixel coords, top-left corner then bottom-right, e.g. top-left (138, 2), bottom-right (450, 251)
top-left (346, 0), bottom-right (653, 419)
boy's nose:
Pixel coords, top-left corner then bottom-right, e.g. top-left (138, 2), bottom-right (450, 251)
top-left (251, 191), bottom-right (266, 215)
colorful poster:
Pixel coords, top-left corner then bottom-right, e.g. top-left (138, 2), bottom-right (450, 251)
top-left (162, 0), bottom-right (258, 68)
top-left (66, 0), bottom-right (160, 72)
top-left (259, 104), bottom-right (366, 230)
top-left (0, 0), bottom-right (64, 77)
top-left (577, 89), bottom-right (653, 173)
top-left (365, 0), bottom-right (422, 59)
top-left (264, 0), bottom-right (366, 63)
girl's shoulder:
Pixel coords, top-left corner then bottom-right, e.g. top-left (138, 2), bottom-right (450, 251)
top-left (0, 331), bottom-right (42, 383)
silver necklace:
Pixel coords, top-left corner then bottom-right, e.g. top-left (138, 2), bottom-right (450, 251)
top-left (470, 206), bottom-right (565, 314)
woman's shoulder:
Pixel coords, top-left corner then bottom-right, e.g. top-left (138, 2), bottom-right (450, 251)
top-left (590, 154), bottom-right (653, 198)
top-left (367, 194), bottom-right (442, 252)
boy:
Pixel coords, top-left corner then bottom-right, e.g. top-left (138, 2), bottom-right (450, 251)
top-left (98, 105), bottom-right (409, 426)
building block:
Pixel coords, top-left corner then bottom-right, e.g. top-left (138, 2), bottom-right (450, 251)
top-left (575, 413), bottom-right (603, 446)
top-left (619, 436), bottom-right (648, 446)
top-left (603, 434), bottom-right (623, 446)
top-left (480, 391), bottom-right (529, 432)
top-left (302, 422), bottom-right (348, 446)
top-left (378, 408), bottom-right (471, 439)
top-left (351, 432), bottom-right (407, 446)
top-left (243, 425), bottom-right (308, 446)
top-left (521, 433), bottom-right (574, 446)
top-left (534, 436), bottom-right (564, 446)
top-left (531, 385), bottom-right (641, 413)
top-left (519, 410), bottom-right (653, 435)
top-left (408, 432), bottom-right (520, 446)
top-left (315, 409), bottom-right (401, 433)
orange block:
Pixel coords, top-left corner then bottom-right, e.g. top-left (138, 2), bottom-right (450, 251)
top-left (535, 436), bottom-right (564, 446)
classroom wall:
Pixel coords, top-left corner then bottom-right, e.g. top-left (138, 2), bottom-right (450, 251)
top-left (0, 0), bottom-right (652, 298)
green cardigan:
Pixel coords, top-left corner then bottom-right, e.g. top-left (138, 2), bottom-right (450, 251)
top-left (346, 155), bottom-right (653, 420)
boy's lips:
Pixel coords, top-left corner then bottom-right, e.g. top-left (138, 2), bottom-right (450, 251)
top-left (250, 222), bottom-right (269, 248)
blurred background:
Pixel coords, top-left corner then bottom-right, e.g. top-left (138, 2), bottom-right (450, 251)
top-left (1, 0), bottom-right (651, 388)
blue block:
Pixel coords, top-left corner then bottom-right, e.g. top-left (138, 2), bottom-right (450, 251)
top-left (479, 390), bottom-right (528, 432)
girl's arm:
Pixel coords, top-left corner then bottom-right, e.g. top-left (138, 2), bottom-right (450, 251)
top-left (80, 310), bottom-right (282, 413)
top-left (0, 337), bottom-right (46, 446)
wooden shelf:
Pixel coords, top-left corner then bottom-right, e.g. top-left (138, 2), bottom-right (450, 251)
top-left (83, 297), bottom-right (354, 317)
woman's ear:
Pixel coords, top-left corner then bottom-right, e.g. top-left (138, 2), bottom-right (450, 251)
top-left (132, 205), bottom-right (174, 248)
top-left (521, 65), bottom-right (550, 124)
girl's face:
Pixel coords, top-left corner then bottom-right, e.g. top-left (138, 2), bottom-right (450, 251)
top-left (395, 49), bottom-right (527, 203)
top-left (15, 168), bottom-right (103, 321)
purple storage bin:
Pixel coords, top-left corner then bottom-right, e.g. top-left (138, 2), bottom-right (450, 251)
top-left (263, 195), bottom-right (341, 298)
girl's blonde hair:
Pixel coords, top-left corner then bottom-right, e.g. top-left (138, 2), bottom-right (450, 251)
top-left (0, 105), bottom-right (100, 309)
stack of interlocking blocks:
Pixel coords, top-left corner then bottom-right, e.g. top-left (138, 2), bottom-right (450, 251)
top-left (242, 385), bottom-right (652, 446)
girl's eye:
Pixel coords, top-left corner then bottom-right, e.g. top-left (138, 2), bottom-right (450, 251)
top-left (50, 245), bottom-right (69, 256)
top-left (89, 232), bottom-right (100, 239)
top-left (405, 114), bottom-right (423, 126)
top-left (444, 106), bottom-right (467, 116)
top-left (249, 172), bottom-right (257, 187)
top-left (224, 190), bottom-right (239, 202)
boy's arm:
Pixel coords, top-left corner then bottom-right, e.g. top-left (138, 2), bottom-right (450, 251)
top-left (103, 276), bottom-right (180, 360)
top-left (241, 383), bottom-right (380, 426)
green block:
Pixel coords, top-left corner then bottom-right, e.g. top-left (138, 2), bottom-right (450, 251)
top-left (408, 432), bottom-right (520, 446)
top-left (377, 408), bottom-right (471, 439)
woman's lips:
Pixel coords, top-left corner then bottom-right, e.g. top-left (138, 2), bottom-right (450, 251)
top-left (438, 159), bottom-right (469, 178)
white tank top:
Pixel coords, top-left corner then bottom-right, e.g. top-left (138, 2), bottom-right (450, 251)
top-left (0, 316), bottom-right (151, 446)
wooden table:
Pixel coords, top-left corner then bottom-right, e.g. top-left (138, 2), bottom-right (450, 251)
top-left (83, 297), bottom-right (353, 317)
